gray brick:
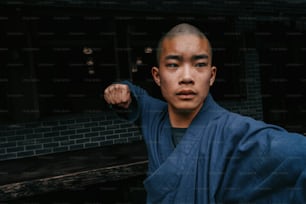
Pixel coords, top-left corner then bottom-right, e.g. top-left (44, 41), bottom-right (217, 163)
top-left (119, 133), bottom-right (132, 138)
top-left (0, 141), bottom-right (17, 148)
top-left (7, 135), bottom-right (25, 142)
top-left (35, 127), bottom-right (51, 133)
top-left (84, 122), bottom-right (99, 127)
top-left (44, 131), bottom-right (60, 138)
top-left (69, 144), bottom-right (84, 151)
top-left (113, 138), bottom-right (128, 144)
top-left (100, 140), bottom-right (114, 146)
top-left (106, 124), bottom-right (120, 130)
top-left (61, 130), bottom-right (75, 136)
top-left (91, 126), bottom-right (106, 132)
top-left (106, 134), bottom-right (119, 140)
top-left (15, 129), bottom-right (33, 135)
top-left (75, 138), bottom-right (90, 144)
top-left (52, 126), bottom-right (67, 131)
top-left (0, 153), bottom-right (17, 161)
top-left (0, 137), bottom-right (6, 143)
top-left (35, 149), bottom-right (52, 155)
top-left (69, 134), bottom-right (84, 140)
top-left (100, 130), bottom-right (114, 136)
top-left (17, 150), bottom-right (34, 158)
top-left (1, 130), bottom-right (15, 137)
top-left (7, 146), bottom-right (24, 153)
top-left (128, 136), bottom-right (142, 143)
top-left (60, 140), bottom-right (75, 146)
top-left (43, 142), bottom-right (59, 148)
top-left (26, 144), bottom-right (42, 151)
top-left (36, 138), bottom-right (53, 144)
top-left (67, 125), bottom-right (84, 131)
top-left (53, 135), bottom-right (69, 142)
top-left (26, 133), bottom-right (43, 139)
top-left (53, 146), bottom-right (69, 153)
top-left (85, 142), bottom-right (99, 148)
top-left (17, 139), bottom-right (36, 146)
top-left (120, 123), bottom-right (135, 129)
top-left (85, 132), bottom-right (99, 138)
top-left (115, 128), bottom-right (127, 134)
top-left (99, 120), bottom-right (113, 125)
top-left (91, 136), bottom-right (106, 142)
top-left (76, 128), bottom-right (90, 134)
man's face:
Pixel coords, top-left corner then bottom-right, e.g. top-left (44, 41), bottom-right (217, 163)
top-left (152, 34), bottom-right (217, 114)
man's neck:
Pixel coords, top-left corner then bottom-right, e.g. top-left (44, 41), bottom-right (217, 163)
top-left (169, 108), bottom-right (200, 128)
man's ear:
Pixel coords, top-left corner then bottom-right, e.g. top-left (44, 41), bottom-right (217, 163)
top-left (151, 66), bottom-right (161, 86)
top-left (209, 66), bottom-right (217, 86)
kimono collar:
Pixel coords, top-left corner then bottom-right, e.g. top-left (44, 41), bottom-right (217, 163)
top-left (197, 93), bottom-right (226, 122)
top-left (184, 93), bottom-right (226, 147)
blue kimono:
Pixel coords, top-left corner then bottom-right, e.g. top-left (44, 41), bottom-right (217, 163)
top-left (120, 81), bottom-right (306, 204)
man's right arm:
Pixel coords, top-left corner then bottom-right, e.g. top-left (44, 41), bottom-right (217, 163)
top-left (104, 83), bottom-right (132, 109)
top-left (104, 81), bottom-right (148, 123)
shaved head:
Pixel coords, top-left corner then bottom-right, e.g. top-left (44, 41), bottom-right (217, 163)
top-left (156, 23), bottom-right (212, 64)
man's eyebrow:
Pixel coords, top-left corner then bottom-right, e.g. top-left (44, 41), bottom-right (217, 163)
top-left (164, 55), bottom-right (183, 61)
top-left (164, 54), bottom-right (208, 61)
top-left (192, 54), bottom-right (208, 60)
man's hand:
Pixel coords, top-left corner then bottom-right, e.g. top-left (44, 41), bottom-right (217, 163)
top-left (104, 84), bottom-right (132, 109)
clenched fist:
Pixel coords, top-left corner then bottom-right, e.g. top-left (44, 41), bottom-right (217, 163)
top-left (104, 84), bottom-right (132, 109)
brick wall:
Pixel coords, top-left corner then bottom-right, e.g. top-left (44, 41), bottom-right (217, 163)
top-left (219, 50), bottom-right (263, 120)
top-left (0, 17), bottom-right (264, 161)
top-left (0, 112), bottom-right (142, 161)
top-left (218, 19), bottom-right (263, 120)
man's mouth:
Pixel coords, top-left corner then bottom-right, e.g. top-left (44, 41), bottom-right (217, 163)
top-left (176, 90), bottom-right (196, 99)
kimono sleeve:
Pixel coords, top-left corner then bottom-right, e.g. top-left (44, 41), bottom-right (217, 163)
top-left (219, 116), bottom-right (306, 203)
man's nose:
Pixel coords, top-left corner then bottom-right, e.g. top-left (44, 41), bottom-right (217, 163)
top-left (179, 65), bottom-right (194, 85)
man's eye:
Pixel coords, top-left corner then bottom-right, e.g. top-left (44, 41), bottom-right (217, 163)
top-left (166, 63), bottom-right (179, 68)
top-left (195, 63), bottom-right (207, 68)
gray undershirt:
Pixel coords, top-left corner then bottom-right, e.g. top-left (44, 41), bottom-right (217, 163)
top-left (171, 127), bottom-right (187, 147)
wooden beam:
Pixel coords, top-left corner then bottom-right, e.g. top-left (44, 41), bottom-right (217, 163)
top-left (0, 160), bottom-right (148, 201)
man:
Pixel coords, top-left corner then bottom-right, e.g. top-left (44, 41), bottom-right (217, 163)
top-left (104, 23), bottom-right (306, 203)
